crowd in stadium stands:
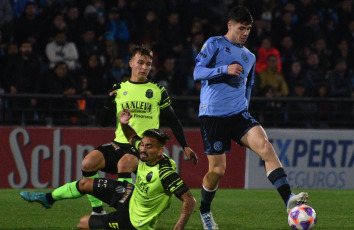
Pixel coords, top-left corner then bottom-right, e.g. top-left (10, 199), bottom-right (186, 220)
top-left (0, 0), bottom-right (353, 127)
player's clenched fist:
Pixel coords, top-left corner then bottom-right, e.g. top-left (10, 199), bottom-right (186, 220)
top-left (227, 63), bottom-right (243, 76)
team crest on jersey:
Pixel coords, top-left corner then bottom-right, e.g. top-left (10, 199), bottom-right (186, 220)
top-left (146, 172), bottom-right (153, 182)
top-left (241, 53), bottom-right (249, 63)
top-left (213, 141), bottom-right (223, 151)
top-left (123, 91), bottom-right (128, 95)
top-left (146, 89), bottom-right (153, 98)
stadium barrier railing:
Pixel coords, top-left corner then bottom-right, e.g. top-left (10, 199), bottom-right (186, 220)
top-left (0, 93), bottom-right (353, 128)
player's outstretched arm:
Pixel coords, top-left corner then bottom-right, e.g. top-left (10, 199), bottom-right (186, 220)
top-left (119, 109), bottom-right (136, 144)
top-left (160, 106), bottom-right (198, 165)
top-left (173, 190), bottom-right (196, 230)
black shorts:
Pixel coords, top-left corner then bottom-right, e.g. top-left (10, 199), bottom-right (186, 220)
top-left (89, 178), bottom-right (136, 229)
top-left (200, 111), bottom-right (260, 155)
top-left (96, 142), bottom-right (139, 175)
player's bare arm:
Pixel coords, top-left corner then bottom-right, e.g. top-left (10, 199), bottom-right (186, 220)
top-left (119, 109), bottom-right (136, 144)
top-left (183, 147), bottom-right (198, 165)
top-left (173, 190), bottom-right (196, 230)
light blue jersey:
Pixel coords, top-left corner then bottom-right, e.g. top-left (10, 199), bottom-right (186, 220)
top-left (194, 36), bottom-right (256, 117)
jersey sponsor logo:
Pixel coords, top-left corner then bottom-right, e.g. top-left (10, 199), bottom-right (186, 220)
top-left (146, 171), bottom-right (153, 182)
top-left (97, 179), bottom-right (108, 188)
top-left (120, 101), bottom-right (152, 113)
top-left (241, 111), bottom-right (257, 123)
top-left (199, 52), bottom-right (207, 58)
top-left (136, 175), bottom-right (149, 196)
top-left (145, 89), bottom-right (153, 98)
top-left (110, 142), bottom-right (120, 151)
top-left (115, 185), bottom-right (126, 194)
top-left (213, 141), bottom-right (223, 151)
top-left (241, 53), bottom-right (249, 63)
top-left (119, 183), bottom-right (134, 204)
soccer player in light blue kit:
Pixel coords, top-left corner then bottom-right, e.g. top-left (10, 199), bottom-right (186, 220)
top-left (194, 6), bottom-right (308, 230)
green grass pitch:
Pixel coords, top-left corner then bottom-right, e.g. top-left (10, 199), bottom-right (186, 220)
top-left (0, 189), bottom-right (352, 229)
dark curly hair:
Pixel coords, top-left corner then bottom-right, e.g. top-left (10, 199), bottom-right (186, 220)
top-left (143, 129), bottom-right (170, 145)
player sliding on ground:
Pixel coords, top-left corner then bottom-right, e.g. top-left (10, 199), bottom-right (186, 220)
top-left (79, 45), bottom-right (197, 215)
top-left (20, 109), bottom-right (196, 230)
top-left (193, 5), bottom-right (308, 230)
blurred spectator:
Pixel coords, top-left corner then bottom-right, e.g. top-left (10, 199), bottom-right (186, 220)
top-left (41, 61), bottom-right (79, 125)
top-left (255, 37), bottom-right (282, 74)
top-left (336, 0), bottom-right (353, 31)
top-left (13, 2), bottom-right (41, 47)
top-left (311, 37), bottom-right (332, 71)
top-left (153, 56), bottom-right (180, 94)
top-left (10, 0), bottom-right (36, 19)
top-left (83, 1), bottom-right (105, 38)
top-left (315, 82), bottom-right (332, 128)
top-left (105, 56), bottom-right (129, 88)
top-left (79, 54), bottom-right (106, 95)
top-left (45, 13), bottom-right (67, 42)
top-left (65, 5), bottom-right (82, 43)
top-left (286, 82), bottom-right (317, 128)
top-left (159, 12), bottom-right (184, 60)
top-left (77, 54), bottom-right (106, 121)
top-left (3, 41), bottom-right (42, 124)
top-left (303, 53), bottom-right (326, 96)
top-left (272, 10), bottom-right (297, 47)
top-left (140, 10), bottom-right (160, 47)
top-left (0, 30), bottom-right (8, 87)
top-left (6, 42), bottom-right (19, 56)
top-left (298, 12), bottom-right (324, 47)
top-left (115, 0), bottom-right (136, 40)
top-left (328, 58), bottom-right (353, 98)
top-left (105, 7), bottom-right (130, 44)
top-left (343, 18), bottom-right (354, 53)
top-left (45, 30), bottom-right (79, 70)
top-left (77, 28), bottom-right (105, 67)
top-left (0, 0), bottom-right (13, 29)
top-left (331, 38), bottom-right (354, 72)
top-left (259, 54), bottom-right (289, 97)
top-left (323, 17), bottom-right (338, 49)
top-left (179, 32), bottom-right (205, 77)
top-left (284, 60), bottom-right (307, 96)
top-left (102, 35), bottom-right (119, 68)
top-left (37, 0), bottom-right (63, 21)
top-left (279, 35), bottom-right (298, 74)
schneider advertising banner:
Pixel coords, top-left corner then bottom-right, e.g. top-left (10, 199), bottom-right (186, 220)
top-left (245, 129), bottom-right (354, 189)
top-left (0, 127), bottom-right (245, 189)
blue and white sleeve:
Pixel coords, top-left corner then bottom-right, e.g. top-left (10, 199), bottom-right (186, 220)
top-left (193, 38), bottom-right (228, 81)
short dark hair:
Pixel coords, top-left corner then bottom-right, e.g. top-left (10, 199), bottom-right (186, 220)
top-left (130, 45), bottom-right (153, 60)
top-left (228, 6), bottom-right (253, 25)
top-left (143, 129), bottom-right (170, 145)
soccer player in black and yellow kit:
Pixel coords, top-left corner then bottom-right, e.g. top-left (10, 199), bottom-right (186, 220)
top-left (20, 109), bottom-right (196, 230)
top-left (81, 45), bottom-right (198, 215)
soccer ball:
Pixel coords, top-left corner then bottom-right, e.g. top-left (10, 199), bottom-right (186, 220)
top-left (288, 205), bottom-right (317, 230)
